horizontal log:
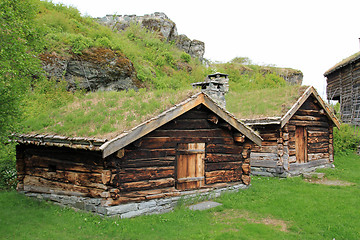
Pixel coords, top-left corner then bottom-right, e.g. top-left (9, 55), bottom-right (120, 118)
top-left (206, 153), bottom-right (243, 163)
top-left (118, 178), bottom-right (175, 192)
top-left (307, 131), bottom-right (328, 137)
top-left (107, 157), bottom-right (175, 169)
top-left (110, 166), bottom-right (174, 183)
top-left (260, 133), bottom-right (278, 141)
top-left (23, 175), bottom-right (104, 197)
top-left (296, 109), bottom-right (326, 117)
top-left (24, 146), bottom-right (102, 165)
top-left (307, 137), bottom-right (329, 144)
top-left (160, 119), bottom-right (212, 130)
top-left (289, 120), bottom-right (329, 127)
top-left (308, 147), bottom-right (329, 154)
top-left (289, 159), bottom-right (330, 171)
top-left (25, 155), bottom-right (104, 173)
top-left (308, 153), bottom-right (329, 161)
top-left (205, 170), bottom-right (241, 184)
top-left (306, 126), bottom-right (330, 132)
top-left (206, 144), bottom-right (243, 155)
top-left (205, 161), bottom-right (242, 171)
top-left (291, 115), bottom-right (326, 121)
top-left (250, 159), bottom-right (278, 168)
top-left (139, 137), bottom-right (234, 149)
top-left (252, 145), bottom-right (278, 153)
top-left (25, 167), bottom-right (106, 189)
top-left (120, 149), bottom-right (176, 161)
top-left (308, 142), bottom-right (329, 149)
top-left (147, 129), bottom-right (232, 138)
top-left (250, 152), bottom-right (279, 161)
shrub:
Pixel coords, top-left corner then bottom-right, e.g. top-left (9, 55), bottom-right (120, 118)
top-left (0, 143), bottom-right (17, 190)
top-left (180, 53), bottom-right (191, 63)
top-left (333, 124), bottom-right (360, 154)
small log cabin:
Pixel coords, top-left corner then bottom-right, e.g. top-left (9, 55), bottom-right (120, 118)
top-left (15, 79), bottom-right (262, 216)
top-left (324, 51), bottom-right (360, 125)
top-left (238, 86), bottom-right (340, 177)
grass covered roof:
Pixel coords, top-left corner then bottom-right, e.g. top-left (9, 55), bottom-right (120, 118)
top-left (22, 87), bottom-right (198, 140)
top-left (22, 82), bottom-right (309, 140)
top-left (226, 85), bottom-right (309, 120)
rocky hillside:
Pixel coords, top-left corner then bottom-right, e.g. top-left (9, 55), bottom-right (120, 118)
top-left (32, 1), bottom-right (302, 92)
top-left (96, 12), bottom-right (205, 61)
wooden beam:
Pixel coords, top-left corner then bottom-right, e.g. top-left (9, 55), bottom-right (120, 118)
top-left (101, 92), bottom-right (263, 158)
top-left (100, 93), bottom-right (205, 158)
top-left (202, 94), bottom-right (262, 146)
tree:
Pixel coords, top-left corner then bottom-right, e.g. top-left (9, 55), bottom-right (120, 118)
top-left (0, 0), bottom-right (43, 143)
top-left (0, 0), bottom-right (44, 189)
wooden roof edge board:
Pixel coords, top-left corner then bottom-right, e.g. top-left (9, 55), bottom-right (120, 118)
top-left (100, 92), bottom-right (205, 158)
top-left (280, 86), bottom-right (313, 128)
top-left (101, 92), bottom-right (263, 158)
top-left (12, 133), bottom-right (107, 148)
top-left (307, 87), bottom-right (341, 129)
top-left (241, 117), bottom-right (282, 126)
top-left (280, 86), bottom-right (341, 129)
top-left (202, 93), bottom-right (263, 146)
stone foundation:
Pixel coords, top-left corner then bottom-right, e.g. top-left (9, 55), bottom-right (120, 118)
top-left (21, 183), bottom-right (248, 218)
top-left (251, 162), bottom-right (334, 178)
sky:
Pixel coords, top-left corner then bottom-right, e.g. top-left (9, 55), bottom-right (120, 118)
top-left (52, 0), bottom-right (360, 98)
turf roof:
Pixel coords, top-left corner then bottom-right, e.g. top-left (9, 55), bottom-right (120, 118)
top-left (324, 51), bottom-right (360, 76)
top-left (22, 85), bottom-right (309, 139)
top-left (226, 85), bottom-right (309, 120)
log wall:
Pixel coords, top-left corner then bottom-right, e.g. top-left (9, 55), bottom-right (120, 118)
top-left (17, 105), bottom-right (253, 207)
top-left (326, 60), bottom-right (360, 125)
top-left (287, 96), bottom-right (333, 172)
top-left (250, 96), bottom-right (334, 176)
top-left (104, 105), bottom-right (252, 205)
top-left (16, 145), bottom-right (106, 198)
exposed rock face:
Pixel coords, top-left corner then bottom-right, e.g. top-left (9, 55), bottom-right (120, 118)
top-left (97, 12), bottom-right (205, 60)
top-left (277, 69), bottom-right (303, 85)
top-left (39, 48), bottom-right (141, 91)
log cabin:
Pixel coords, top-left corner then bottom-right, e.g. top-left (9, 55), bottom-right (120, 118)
top-left (14, 74), bottom-right (262, 217)
top-left (229, 86), bottom-right (340, 177)
top-left (324, 51), bottom-right (360, 125)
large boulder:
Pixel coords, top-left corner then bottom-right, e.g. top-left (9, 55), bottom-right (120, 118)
top-left (97, 12), bottom-right (205, 60)
top-left (39, 48), bottom-right (141, 91)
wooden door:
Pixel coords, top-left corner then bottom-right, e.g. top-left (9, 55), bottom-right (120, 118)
top-left (295, 126), bottom-right (308, 163)
top-left (176, 143), bottom-right (205, 190)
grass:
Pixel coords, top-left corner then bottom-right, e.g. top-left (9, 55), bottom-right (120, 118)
top-left (0, 152), bottom-right (359, 239)
top-left (22, 87), bottom-right (198, 139)
top-left (226, 85), bottom-right (307, 119)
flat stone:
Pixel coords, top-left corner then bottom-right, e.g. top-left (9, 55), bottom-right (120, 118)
top-left (188, 201), bottom-right (222, 211)
top-left (302, 172), bottom-right (325, 179)
top-left (106, 203), bottom-right (138, 216)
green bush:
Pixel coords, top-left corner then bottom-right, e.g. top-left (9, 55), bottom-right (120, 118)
top-left (333, 124), bottom-right (360, 154)
top-left (180, 53), bottom-right (191, 63)
top-left (0, 143), bottom-right (17, 190)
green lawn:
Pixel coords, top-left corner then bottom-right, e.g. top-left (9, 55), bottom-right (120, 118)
top-left (0, 153), bottom-right (359, 240)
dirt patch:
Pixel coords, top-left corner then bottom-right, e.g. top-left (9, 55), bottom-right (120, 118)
top-left (304, 178), bottom-right (354, 186)
top-left (213, 209), bottom-right (289, 232)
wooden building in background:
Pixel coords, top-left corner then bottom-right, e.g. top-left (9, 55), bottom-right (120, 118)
top-left (243, 86), bottom-right (340, 177)
top-left (324, 52), bottom-right (360, 125)
top-left (15, 91), bottom-right (261, 216)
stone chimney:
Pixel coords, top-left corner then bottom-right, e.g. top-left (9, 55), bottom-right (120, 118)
top-left (192, 72), bottom-right (229, 108)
